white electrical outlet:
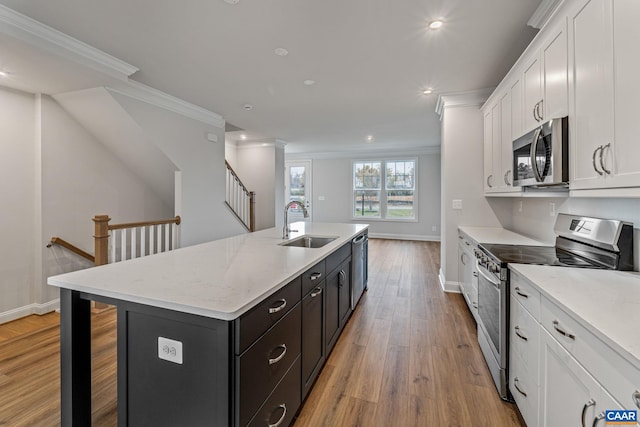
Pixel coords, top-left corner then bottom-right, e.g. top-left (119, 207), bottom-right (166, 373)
top-left (318, 196), bottom-right (325, 201)
top-left (158, 337), bottom-right (183, 364)
top-left (452, 199), bottom-right (463, 210)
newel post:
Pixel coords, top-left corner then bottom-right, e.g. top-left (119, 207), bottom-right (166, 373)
top-left (93, 215), bottom-right (111, 266)
top-left (249, 192), bottom-right (256, 232)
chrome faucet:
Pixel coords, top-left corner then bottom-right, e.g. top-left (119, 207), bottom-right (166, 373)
top-left (283, 201), bottom-right (309, 239)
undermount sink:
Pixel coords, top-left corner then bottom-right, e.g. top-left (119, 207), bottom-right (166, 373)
top-left (279, 235), bottom-right (338, 248)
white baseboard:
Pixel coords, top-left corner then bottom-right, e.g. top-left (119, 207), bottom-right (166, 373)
top-left (368, 233), bottom-right (440, 242)
top-left (0, 299), bottom-right (60, 325)
top-left (439, 268), bottom-right (461, 293)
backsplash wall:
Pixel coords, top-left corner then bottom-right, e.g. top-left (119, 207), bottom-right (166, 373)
top-left (505, 197), bottom-right (640, 270)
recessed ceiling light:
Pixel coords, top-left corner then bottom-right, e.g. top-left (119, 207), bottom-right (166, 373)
top-left (423, 88), bottom-right (433, 95)
top-left (428, 20), bottom-right (444, 30)
top-left (274, 48), bottom-right (289, 57)
top-left (240, 134), bottom-right (247, 140)
top-left (243, 104), bottom-right (253, 110)
top-left (0, 70), bottom-right (8, 77)
top-left (224, 0), bottom-right (239, 4)
top-left (303, 80), bottom-right (316, 86)
top-left (366, 135), bottom-right (374, 142)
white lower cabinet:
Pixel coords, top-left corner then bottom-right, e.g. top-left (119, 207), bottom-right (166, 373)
top-left (539, 328), bottom-right (620, 427)
top-left (458, 234), bottom-right (478, 322)
top-left (509, 270), bottom-right (640, 427)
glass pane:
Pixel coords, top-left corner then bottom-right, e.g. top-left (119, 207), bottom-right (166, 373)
top-left (386, 190), bottom-right (414, 219)
top-left (353, 190), bottom-right (380, 217)
top-left (354, 162), bottom-right (381, 189)
top-left (288, 166), bottom-right (306, 214)
top-left (386, 160), bottom-right (415, 190)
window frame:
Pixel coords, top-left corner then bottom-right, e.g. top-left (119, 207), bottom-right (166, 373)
top-left (351, 158), bottom-right (418, 222)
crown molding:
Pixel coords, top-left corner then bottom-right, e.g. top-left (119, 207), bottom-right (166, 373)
top-left (286, 145), bottom-right (440, 160)
top-left (528, 0), bottom-right (564, 29)
top-left (0, 4), bottom-right (138, 80)
top-left (107, 81), bottom-right (224, 129)
top-left (435, 88), bottom-right (494, 118)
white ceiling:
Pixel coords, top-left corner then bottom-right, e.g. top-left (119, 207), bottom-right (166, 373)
top-left (0, 0), bottom-right (541, 153)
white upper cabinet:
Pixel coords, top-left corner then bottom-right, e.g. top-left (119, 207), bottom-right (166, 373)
top-left (523, 54), bottom-right (544, 132)
top-left (569, 0), bottom-right (640, 191)
top-left (542, 19), bottom-right (568, 121)
top-left (510, 79), bottom-right (523, 140)
top-left (483, 109), bottom-right (494, 192)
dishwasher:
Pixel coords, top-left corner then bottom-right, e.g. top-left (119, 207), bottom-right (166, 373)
top-left (351, 232), bottom-right (368, 309)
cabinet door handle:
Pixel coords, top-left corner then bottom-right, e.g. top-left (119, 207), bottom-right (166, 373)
top-left (311, 287), bottom-right (323, 298)
top-left (460, 253), bottom-right (467, 266)
top-left (632, 390), bottom-right (640, 409)
top-left (581, 399), bottom-right (596, 427)
top-left (592, 411), bottom-right (605, 427)
top-left (339, 270), bottom-right (346, 287)
top-left (592, 146), bottom-right (604, 176)
top-left (513, 377), bottom-right (527, 397)
top-left (533, 103), bottom-right (539, 122)
top-left (487, 174), bottom-right (493, 188)
top-left (552, 320), bottom-right (575, 340)
top-left (514, 286), bottom-right (529, 298)
top-left (538, 99), bottom-right (544, 121)
top-left (599, 143), bottom-right (611, 175)
top-left (268, 299), bottom-right (287, 314)
top-left (514, 326), bottom-right (528, 341)
top-left (268, 344), bottom-right (287, 365)
top-left (268, 403), bottom-right (287, 427)
top-left (310, 272), bottom-right (322, 281)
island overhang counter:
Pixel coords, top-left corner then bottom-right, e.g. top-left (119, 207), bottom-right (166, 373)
top-left (49, 222), bottom-right (369, 427)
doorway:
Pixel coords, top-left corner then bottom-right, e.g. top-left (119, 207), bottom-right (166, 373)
top-left (285, 160), bottom-right (312, 223)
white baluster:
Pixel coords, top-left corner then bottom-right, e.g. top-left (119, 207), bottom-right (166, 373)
top-left (110, 231), bottom-right (117, 263)
top-left (131, 227), bottom-right (137, 259)
top-left (121, 229), bottom-right (127, 261)
top-left (141, 226), bottom-right (147, 257)
top-left (155, 225), bottom-right (161, 254)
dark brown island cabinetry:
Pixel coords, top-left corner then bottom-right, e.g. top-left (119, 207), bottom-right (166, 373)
top-left (58, 231), bottom-right (367, 427)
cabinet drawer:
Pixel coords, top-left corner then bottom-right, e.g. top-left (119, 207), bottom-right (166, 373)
top-left (238, 303), bottom-right (301, 426)
top-left (509, 352), bottom-right (539, 427)
top-left (236, 277), bottom-right (302, 354)
top-left (541, 296), bottom-right (640, 413)
top-left (510, 296), bottom-right (540, 372)
top-left (247, 356), bottom-right (301, 427)
top-left (302, 260), bottom-right (326, 296)
top-left (510, 269), bottom-right (540, 319)
top-left (326, 242), bottom-right (351, 275)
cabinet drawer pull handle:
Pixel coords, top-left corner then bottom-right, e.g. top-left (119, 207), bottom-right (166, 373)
top-left (310, 272), bottom-right (322, 281)
top-left (514, 287), bottom-right (528, 298)
top-left (592, 146), bottom-right (604, 176)
top-left (632, 390), bottom-right (640, 409)
top-left (268, 403), bottom-right (287, 427)
top-left (592, 411), bottom-right (605, 427)
top-left (600, 143), bottom-right (611, 175)
top-left (552, 320), bottom-right (575, 340)
top-left (472, 301), bottom-right (478, 309)
top-left (581, 398), bottom-right (596, 427)
top-left (513, 377), bottom-right (527, 397)
top-left (268, 299), bottom-right (287, 314)
top-left (339, 270), bottom-right (346, 286)
top-left (311, 287), bottom-right (323, 298)
top-left (514, 326), bottom-right (528, 341)
top-left (473, 271), bottom-right (478, 277)
top-left (268, 344), bottom-right (287, 365)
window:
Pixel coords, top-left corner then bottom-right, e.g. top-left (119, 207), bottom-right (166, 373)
top-left (353, 159), bottom-right (416, 220)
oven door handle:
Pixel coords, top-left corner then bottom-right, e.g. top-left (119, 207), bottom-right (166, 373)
top-left (477, 264), bottom-right (500, 289)
top-left (530, 126), bottom-right (544, 182)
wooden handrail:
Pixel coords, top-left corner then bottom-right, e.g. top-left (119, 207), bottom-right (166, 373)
top-left (48, 237), bottom-right (95, 263)
top-left (225, 161), bottom-right (250, 196)
top-left (108, 216), bottom-right (181, 231)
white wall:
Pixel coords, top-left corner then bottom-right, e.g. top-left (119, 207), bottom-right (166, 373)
top-left (440, 103), bottom-right (511, 291)
top-left (0, 87), bottom-right (36, 316)
top-left (111, 92), bottom-right (246, 245)
top-left (288, 151), bottom-right (442, 240)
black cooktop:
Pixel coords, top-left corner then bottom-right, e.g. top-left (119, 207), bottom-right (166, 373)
top-left (479, 244), bottom-right (603, 268)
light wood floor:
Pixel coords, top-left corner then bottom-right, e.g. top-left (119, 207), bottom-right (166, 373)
top-left (0, 239), bottom-right (523, 426)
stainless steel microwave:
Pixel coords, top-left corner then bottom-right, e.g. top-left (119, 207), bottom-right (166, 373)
top-left (513, 117), bottom-right (568, 187)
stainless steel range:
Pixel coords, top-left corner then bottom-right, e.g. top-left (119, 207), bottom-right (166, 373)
top-left (473, 214), bottom-right (634, 401)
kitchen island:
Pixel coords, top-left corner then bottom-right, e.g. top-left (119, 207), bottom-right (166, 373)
top-left (48, 222), bottom-right (368, 427)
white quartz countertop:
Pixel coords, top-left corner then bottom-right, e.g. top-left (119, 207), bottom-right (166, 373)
top-left (510, 264), bottom-right (640, 370)
top-left (48, 222), bottom-right (368, 321)
top-left (458, 226), bottom-right (547, 246)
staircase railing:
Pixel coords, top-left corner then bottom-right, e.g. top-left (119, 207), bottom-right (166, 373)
top-left (225, 160), bottom-right (256, 232)
top-left (93, 215), bottom-right (181, 265)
